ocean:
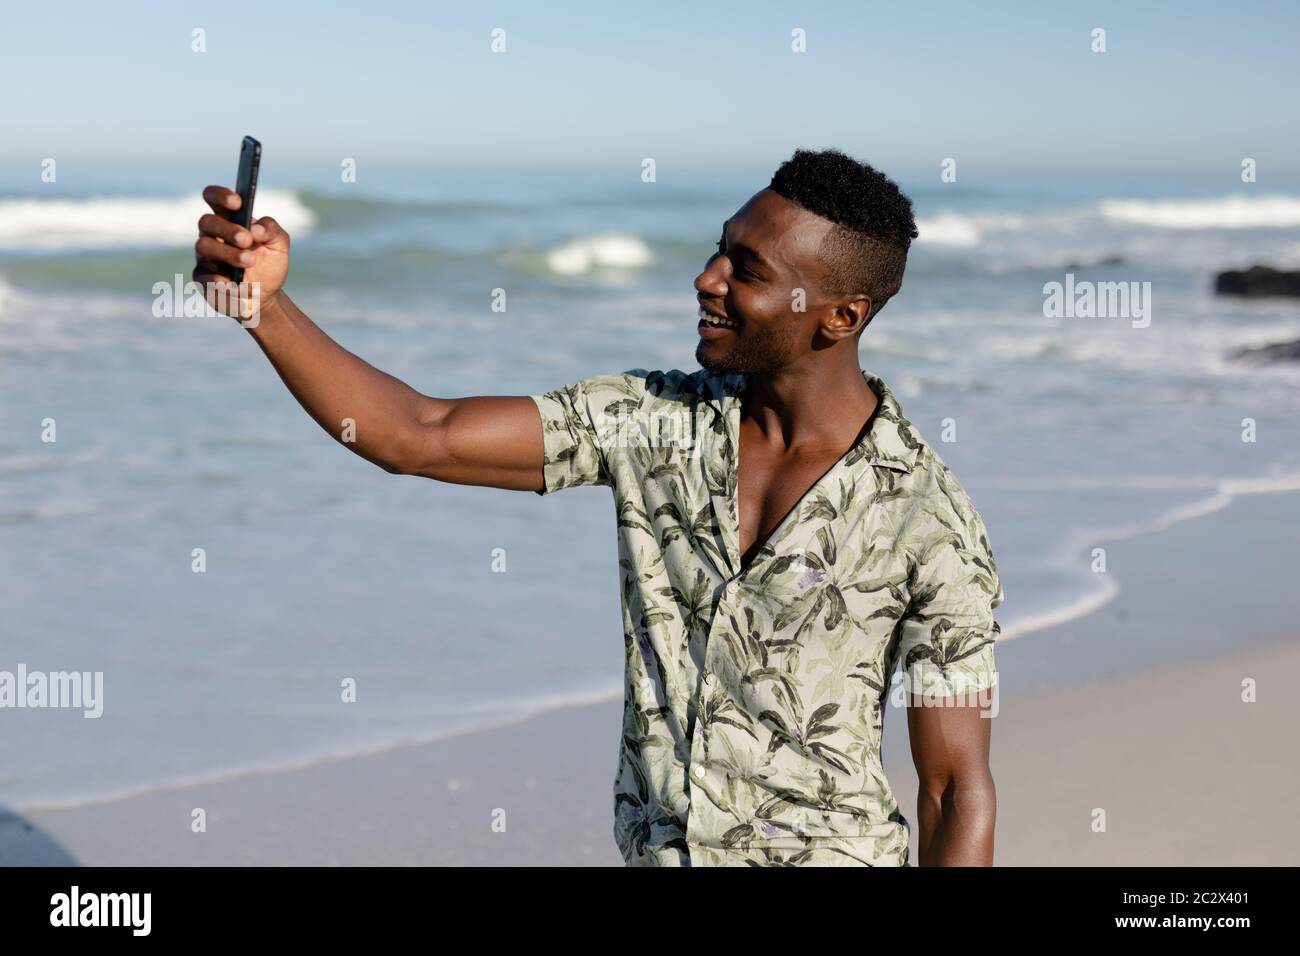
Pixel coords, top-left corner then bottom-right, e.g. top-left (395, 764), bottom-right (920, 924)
top-left (3, 165), bottom-right (1300, 807)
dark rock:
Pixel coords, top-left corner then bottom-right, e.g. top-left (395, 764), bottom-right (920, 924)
top-left (1215, 265), bottom-right (1300, 298)
top-left (1063, 255), bottom-right (1126, 270)
top-left (1233, 339), bottom-right (1300, 363)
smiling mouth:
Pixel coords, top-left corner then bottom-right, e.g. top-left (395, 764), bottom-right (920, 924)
top-left (697, 307), bottom-right (739, 331)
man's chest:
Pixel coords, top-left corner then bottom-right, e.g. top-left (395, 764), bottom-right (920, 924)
top-left (736, 437), bottom-right (849, 570)
top-left (609, 392), bottom-right (909, 597)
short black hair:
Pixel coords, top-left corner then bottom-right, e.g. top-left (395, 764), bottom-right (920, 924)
top-left (769, 148), bottom-right (918, 321)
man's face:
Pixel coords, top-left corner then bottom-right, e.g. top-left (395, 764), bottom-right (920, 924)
top-left (693, 188), bottom-right (837, 376)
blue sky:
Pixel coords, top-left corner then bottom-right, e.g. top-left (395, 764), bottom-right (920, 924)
top-left (3, 0), bottom-right (1298, 177)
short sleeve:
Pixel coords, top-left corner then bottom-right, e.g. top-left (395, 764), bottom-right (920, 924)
top-left (894, 463), bottom-right (1004, 699)
top-left (528, 371), bottom-right (649, 496)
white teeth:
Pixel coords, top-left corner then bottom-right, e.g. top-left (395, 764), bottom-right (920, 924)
top-left (698, 308), bottom-right (737, 329)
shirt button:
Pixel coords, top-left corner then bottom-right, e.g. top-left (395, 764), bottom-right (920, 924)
top-left (694, 765), bottom-right (706, 779)
top-left (704, 674), bottom-right (716, 687)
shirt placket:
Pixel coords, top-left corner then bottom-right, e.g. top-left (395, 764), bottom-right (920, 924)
top-left (683, 391), bottom-right (744, 862)
top-left (681, 380), bottom-right (878, 862)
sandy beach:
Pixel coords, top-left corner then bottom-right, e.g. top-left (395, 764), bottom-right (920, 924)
top-left (4, 488), bottom-right (1298, 866)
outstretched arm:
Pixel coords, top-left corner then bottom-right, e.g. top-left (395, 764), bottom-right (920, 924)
top-left (193, 185), bottom-right (544, 490)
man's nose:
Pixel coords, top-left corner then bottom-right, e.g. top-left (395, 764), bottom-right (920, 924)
top-left (694, 257), bottom-right (728, 299)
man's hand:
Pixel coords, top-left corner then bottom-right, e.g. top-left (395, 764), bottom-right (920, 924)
top-left (184, 184), bottom-right (546, 488)
top-left (193, 185), bottom-right (291, 321)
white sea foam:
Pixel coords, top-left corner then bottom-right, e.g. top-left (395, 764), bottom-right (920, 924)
top-left (0, 189), bottom-right (317, 251)
top-left (916, 212), bottom-right (983, 246)
top-left (996, 469), bottom-right (1300, 644)
top-left (1099, 194), bottom-right (1300, 229)
top-left (544, 234), bottom-right (654, 275)
top-left (915, 211), bottom-right (1030, 247)
top-left (999, 577), bottom-right (1118, 642)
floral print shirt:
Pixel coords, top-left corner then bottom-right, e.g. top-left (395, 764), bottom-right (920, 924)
top-left (530, 368), bottom-right (1003, 866)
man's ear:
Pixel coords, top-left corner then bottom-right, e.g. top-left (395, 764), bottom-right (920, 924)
top-left (821, 295), bottom-right (874, 341)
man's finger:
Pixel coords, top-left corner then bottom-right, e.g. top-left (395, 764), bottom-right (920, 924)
top-left (192, 270), bottom-right (238, 309)
top-left (251, 216), bottom-right (285, 245)
top-left (197, 213), bottom-right (252, 247)
top-left (197, 273), bottom-right (260, 321)
top-left (195, 235), bottom-right (254, 269)
top-left (201, 185), bottom-right (241, 215)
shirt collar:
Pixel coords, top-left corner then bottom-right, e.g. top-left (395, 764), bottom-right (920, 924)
top-left (705, 368), bottom-right (922, 474)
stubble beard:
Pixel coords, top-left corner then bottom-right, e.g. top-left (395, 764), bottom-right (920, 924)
top-left (695, 323), bottom-right (796, 376)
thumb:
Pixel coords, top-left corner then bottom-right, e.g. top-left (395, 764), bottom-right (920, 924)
top-left (250, 216), bottom-right (290, 250)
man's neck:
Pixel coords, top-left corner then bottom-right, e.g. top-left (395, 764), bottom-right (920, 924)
top-left (741, 358), bottom-right (878, 453)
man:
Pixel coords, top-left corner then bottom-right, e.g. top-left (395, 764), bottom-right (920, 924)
top-left (193, 148), bottom-right (1004, 867)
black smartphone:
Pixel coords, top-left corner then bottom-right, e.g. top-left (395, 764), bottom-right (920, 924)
top-left (220, 135), bottom-right (261, 282)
